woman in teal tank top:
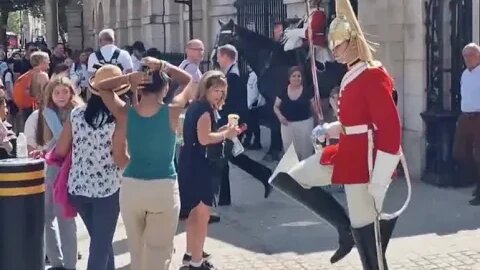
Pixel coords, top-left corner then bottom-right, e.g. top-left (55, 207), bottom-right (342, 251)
top-left (95, 57), bottom-right (192, 270)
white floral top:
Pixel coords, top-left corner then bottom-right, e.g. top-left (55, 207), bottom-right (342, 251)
top-left (68, 106), bottom-right (121, 198)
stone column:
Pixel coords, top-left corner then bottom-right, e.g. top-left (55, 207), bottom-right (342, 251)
top-left (402, 0), bottom-right (427, 180)
top-left (65, 1), bottom-right (83, 49)
top-left (128, 0), bottom-right (142, 45)
top-left (359, 0), bottom-right (426, 179)
top-left (473, 0), bottom-right (480, 43)
top-left (44, 0), bottom-right (59, 47)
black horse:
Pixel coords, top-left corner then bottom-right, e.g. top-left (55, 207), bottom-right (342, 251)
top-left (215, 19), bottom-right (346, 159)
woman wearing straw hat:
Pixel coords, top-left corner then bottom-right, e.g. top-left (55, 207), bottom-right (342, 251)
top-left (95, 57), bottom-right (192, 270)
top-left (53, 65), bottom-right (132, 270)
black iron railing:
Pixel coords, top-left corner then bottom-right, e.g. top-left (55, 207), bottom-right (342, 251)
top-left (421, 0), bottom-right (472, 187)
top-left (234, 0), bottom-right (287, 76)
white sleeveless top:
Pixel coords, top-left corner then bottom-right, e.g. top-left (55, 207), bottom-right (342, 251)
top-left (68, 105), bottom-right (121, 198)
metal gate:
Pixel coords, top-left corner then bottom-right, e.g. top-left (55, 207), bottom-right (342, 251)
top-left (425, 0), bottom-right (472, 112)
top-left (235, 0), bottom-right (287, 38)
top-left (234, 0), bottom-right (287, 75)
top-left (422, 0), bottom-right (472, 187)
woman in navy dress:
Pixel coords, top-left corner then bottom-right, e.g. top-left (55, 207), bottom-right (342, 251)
top-left (178, 70), bottom-right (238, 270)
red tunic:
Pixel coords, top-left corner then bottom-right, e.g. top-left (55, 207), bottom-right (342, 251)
top-left (305, 10), bottom-right (327, 48)
top-left (330, 63), bottom-right (401, 184)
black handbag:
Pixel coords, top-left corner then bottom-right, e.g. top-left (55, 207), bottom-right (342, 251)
top-left (206, 140), bottom-right (233, 162)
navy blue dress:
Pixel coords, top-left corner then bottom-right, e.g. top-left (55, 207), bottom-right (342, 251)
top-left (178, 101), bottom-right (219, 212)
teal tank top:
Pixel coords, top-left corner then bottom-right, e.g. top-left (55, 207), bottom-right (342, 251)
top-left (123, 106), bottom-right (177, 180)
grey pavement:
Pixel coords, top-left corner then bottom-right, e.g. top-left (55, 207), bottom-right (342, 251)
top-left (50, 128), bottom-right (480, 270)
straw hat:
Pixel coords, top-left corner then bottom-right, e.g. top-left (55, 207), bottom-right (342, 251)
top-left (89, 64), bottom-right (131, 96)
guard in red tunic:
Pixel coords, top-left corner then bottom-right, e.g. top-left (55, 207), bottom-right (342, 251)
top-left (269, 0), bottom-right (411, 269)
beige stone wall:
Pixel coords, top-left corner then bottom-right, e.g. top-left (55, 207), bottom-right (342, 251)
top-left (359, 0), bottom-right (426, 180)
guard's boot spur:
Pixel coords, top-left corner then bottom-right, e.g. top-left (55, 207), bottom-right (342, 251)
top-left (351, 217), bottom-right (398, 270)
top-left (270, 172), bottom-right (354, 264)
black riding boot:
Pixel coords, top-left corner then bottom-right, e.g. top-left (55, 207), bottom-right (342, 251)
top-left (230, 154), bottom-right (273, 198)
top-left (270, 172), bottom-right (354, 264)
top-left (351, 217), bottom-right (398, 270)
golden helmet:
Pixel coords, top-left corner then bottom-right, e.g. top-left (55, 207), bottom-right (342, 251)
top-left (328, 0), bottom-right (376, 62)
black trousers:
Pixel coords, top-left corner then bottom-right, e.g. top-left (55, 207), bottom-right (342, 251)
top-left (264, 100), bottom-right (282, 154)
top-left (218, 153), bottom-right (271, 205)
top-left (245, 107), bottom-right (261, 145)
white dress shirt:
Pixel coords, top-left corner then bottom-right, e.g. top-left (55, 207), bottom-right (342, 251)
top-left (460, 65), bottom-right (480, 112)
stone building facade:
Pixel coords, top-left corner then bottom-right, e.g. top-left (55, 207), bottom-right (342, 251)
top-left (78, 0), bottom-right (480, 180)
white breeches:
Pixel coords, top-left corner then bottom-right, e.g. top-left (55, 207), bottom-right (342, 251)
top-left (281, 118), bottom-right (314, 161)
top-left (344, 184), bottom-right (376, 228)
top-left (272, 144), bottom-right (377, 229)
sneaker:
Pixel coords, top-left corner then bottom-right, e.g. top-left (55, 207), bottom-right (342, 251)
top-left (182, 251), bottom-right (212, 265)
top-left (189, 260), bottom-right (216, 270)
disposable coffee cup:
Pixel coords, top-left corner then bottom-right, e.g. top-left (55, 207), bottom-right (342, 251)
top-left (228, 114), bottom-right (240, 126)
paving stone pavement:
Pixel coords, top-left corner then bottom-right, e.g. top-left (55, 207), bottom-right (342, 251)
top-left (50, 129), bottom-right (480, 270)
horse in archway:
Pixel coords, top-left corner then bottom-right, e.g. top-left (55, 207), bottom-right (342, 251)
top-left (214, 19), bottom-right (346, 159)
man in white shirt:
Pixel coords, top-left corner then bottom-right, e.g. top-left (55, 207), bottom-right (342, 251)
top-left (87, 28), bottom-right (133, 77)
top-left (453, 43), bottom-right (480, 205)
top-left (131, 41), bottom-right (146, 72)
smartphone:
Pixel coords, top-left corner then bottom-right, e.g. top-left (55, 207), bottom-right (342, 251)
top-left (140, 65), bottom-right (153, 83)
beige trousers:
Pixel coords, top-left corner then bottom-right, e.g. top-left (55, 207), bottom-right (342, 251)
top-left (120, 178), bottom-right (181, 270)
top-left (281, 117), bottom-right (314, 161)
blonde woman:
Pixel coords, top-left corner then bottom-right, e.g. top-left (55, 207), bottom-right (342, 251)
top-left (26, 77), bottom-right (82, 270)
top-left (178, 71), bottom-right (238, 270)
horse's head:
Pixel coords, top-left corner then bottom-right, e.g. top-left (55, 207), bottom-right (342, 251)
top-left (217, 19), bottom-right (238, 46)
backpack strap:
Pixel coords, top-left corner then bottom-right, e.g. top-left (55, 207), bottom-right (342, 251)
top-left (111, 49), bottom-right (120, 65)
top-left (95, 50), bottom-right (106, 64)
top-left (111, 49), bottom-right (124, 71)
top-left (42, 108), bottom-right (63, 141)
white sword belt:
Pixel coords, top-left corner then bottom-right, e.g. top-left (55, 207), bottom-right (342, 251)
top-left (341, 124), bottom-right (412, 220)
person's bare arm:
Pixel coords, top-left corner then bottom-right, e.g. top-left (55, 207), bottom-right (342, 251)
top-left (143, 57), bottom-right (192, 107)
top-left (112, 118), bottom-right (130, 169)
top-left (55, 120), bottom-right (73, 158)
top-left (95, 73), bottom-right (139, 119)
top-left (32, 72), bottom-right (50, 100)
top-left (197, 112), bottom-right (237, 146)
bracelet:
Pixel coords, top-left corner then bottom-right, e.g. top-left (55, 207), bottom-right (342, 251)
top-left (161, 61), bottom-right (170, 73)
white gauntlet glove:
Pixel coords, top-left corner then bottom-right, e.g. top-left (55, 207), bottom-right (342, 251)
top-left (311, 121), bottom-right (343, 139)
top-left (368, 150), bottom-right (401, 212)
